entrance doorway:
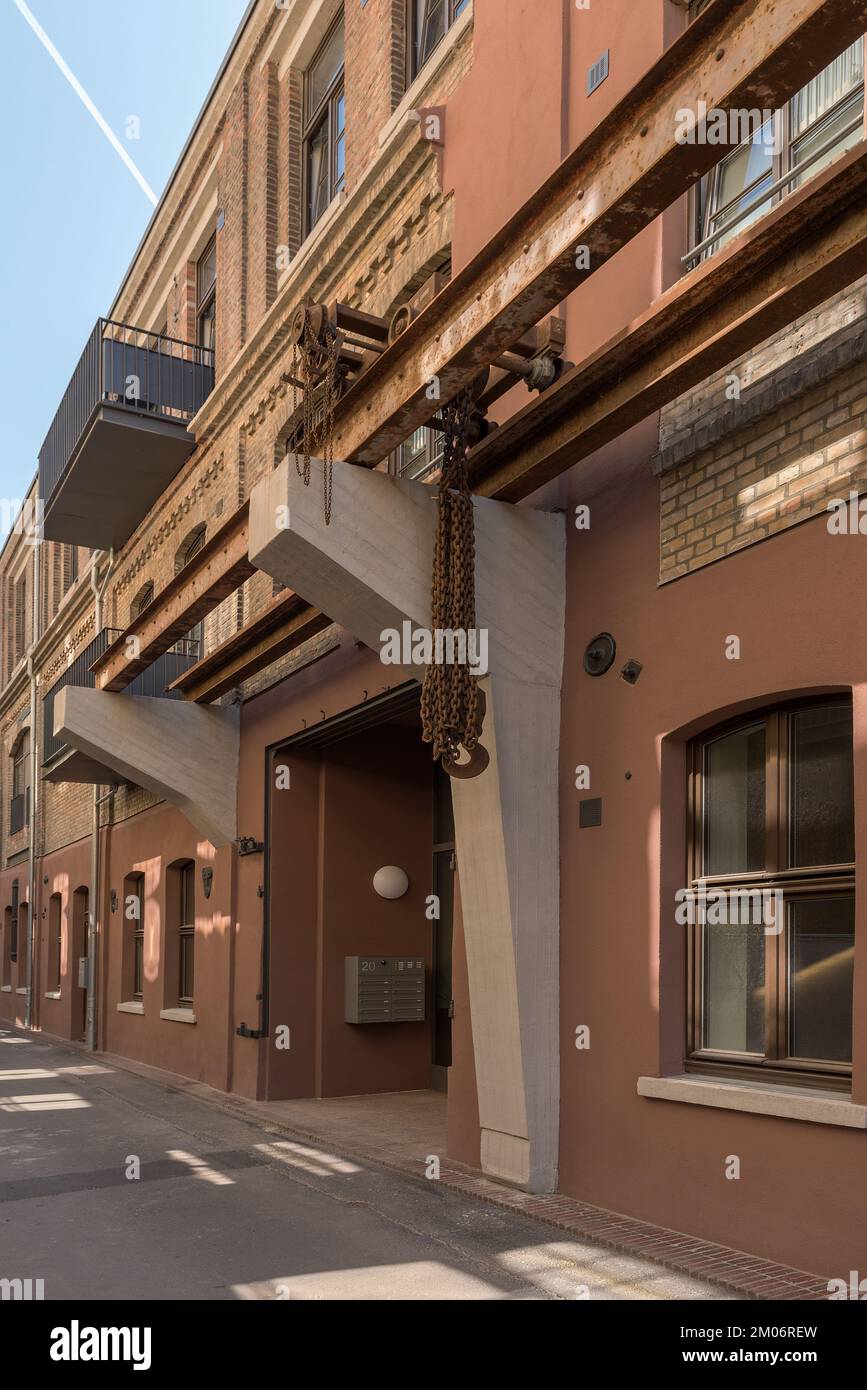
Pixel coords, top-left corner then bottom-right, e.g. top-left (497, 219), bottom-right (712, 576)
top-left (265, 684), bottom-right (455, 1102)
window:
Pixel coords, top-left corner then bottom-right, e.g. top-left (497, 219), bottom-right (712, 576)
top-left (393, 423), bottom-right (444, 481)
top-left (10, 730), bottom-right (30, 833)
top-left (130, 581), bottom-right (154, 622)
top-left (9, 881), bottom-right (19, 964)
top-left (175, 526), bottom-right (206, 657)
top-left (2, 907), bottom-right (10, 987)
top-left (197, 235), bottom-right (217, 352)
top-left (409, 0), bottom-right (469, 79)
top-left (690, 41), bottom-right (864, 264)
top-left (48, 893), bottom-right (62, 992)
top-left (123, 873), bottom-right (145, 1000)
top-left (687, 699), bottom-right (855, 1083)
top-left (304, 16), bottom-right (345, 233)
top-left (178, 862), bottom-right (195, 1007)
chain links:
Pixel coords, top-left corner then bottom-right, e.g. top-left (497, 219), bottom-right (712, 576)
top-left (288, 306), bottom-right (340, 525)
top-left (420, 389), bottom-right (484, 770)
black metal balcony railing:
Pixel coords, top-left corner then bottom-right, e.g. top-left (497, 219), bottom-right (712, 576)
top-left (39, 319), bottom-right (214, 513)
top-left (9, 790), bottom-right (29, 835)
top-left (42, 630), bottom-right (200, 768)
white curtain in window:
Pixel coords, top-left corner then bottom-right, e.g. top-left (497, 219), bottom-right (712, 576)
top-left (791, 40), bottom-right (864, 137)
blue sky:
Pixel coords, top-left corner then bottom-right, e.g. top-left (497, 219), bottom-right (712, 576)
top-left (0, 0), bottom-right (248, 508)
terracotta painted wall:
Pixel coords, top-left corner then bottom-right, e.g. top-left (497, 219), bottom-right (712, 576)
top-left (36, 835), bottom-right (91, 1043)
top-left (99, 802), bottom-right (234, 1090)
top-left (0, 862), bottom-right (30, 1028)
top-left (559, 445), bottom-right (867, 1277)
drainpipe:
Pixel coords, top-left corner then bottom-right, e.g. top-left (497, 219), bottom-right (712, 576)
top-left (24, 527), bottom-right (41, 1030)
top-left (86, 550), bottom-right (114, 1052)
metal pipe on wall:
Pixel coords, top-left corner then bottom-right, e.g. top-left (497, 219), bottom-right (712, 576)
top-left (24, 515), bottom-right (41, 1030)
top-left (86, 550), bottom-right (114, 1051)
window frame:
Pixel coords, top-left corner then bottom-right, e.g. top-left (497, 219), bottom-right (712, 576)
top-left (390, 422), bottom-right (444, 481)
top-left (686, 696), bottom-right (856, 1090)
top-left (689, 39), bottom-right (864, 265)
top-left (407, 0), bottom-right (469, 82)
top-left (178, 862), bottom-right (195, 1007)
top-left (130, 873), bottom-right (145, 1000)
top-left (196, 234), bottom-right (217, 351)
top-left (303, 14), bottom-right (346, 236)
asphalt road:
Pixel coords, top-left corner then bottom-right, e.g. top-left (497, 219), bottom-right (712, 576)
top-left (0, 1028), bottom-right (733, 1301)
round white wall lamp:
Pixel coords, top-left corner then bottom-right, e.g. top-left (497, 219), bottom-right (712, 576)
top-left (373, 866), bottom-right (409, 900)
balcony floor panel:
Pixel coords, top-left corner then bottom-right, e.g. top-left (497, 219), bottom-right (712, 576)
top-left (42, 405), bottom-right (196, 549)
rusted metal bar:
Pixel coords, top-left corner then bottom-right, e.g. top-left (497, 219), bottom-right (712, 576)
top-left (169, 590), bottom-right (332, 703)
top-left (326, 0), bottom-right (865, 466)
top-left (90, 503), bottom-right (254, 692)
top-left (468, 140), bottom-right (867, 500)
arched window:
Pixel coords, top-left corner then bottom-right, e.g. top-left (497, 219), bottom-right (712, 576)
top-left (130, 581), bottom-right (154, 622)
top-left (175, 524), bottom-right (206, 574)
top-left (175, 526), bottom-right (206, 658)
top-left (687, 697), bottom-right (855, 1080)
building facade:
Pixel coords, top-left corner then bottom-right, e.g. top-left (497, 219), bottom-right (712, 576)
top-left (2, 0), bottom-right (866, 1281)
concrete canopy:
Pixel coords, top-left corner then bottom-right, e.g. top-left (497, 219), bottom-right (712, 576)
top-left (52, 686), bottom-right (239, 848)
top-left (249, 456), bottom-right (565, 1191)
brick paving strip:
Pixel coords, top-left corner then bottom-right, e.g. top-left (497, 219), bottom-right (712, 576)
top-left (53, 1035), bottom-right (831, 1302)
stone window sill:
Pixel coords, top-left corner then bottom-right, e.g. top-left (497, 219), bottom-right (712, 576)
top-left (0, 985), bottom-right (11, 992)
top-left (44, 990), bottom-right (61, 1000)
top-left (117, 1001), bottom-right (144, 1016)
top-left (15, 987), bottom-right (27, 995)
top-left (378, 2), bottom-right (474, 151)
top-left (160, 1007), bottom-right (196, 1025)
top-left (637, 1073), bottom-right (867, 1129)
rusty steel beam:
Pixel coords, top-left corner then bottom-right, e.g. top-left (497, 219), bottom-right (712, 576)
top-left (168, 588), bottom-right (332, 703)
top-left (91, 503), bottom-right (255, 692)
top-left (328, 0), bottom-right (865, 466)
top-left (468, 141), bottom-right (867, 500)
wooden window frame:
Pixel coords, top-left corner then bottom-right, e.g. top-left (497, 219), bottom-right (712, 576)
top-left (407, 0), bottom-right (469, 83)
top-left (302, 14), bottom-right (345, 236)
top-left (10, 881), bottom-right (19, 964)
top-left (686, 697), bottom-right (856, 1089)
top-left (178, 862), bottom-right (195, 1007)
top-left (130, 873), bottom-right (145, 1000)
top-left (196, 235), bottom-right (217, 351)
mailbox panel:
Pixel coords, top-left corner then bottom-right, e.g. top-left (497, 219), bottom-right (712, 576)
top-left (345, 956), bottom-right (425, 1023)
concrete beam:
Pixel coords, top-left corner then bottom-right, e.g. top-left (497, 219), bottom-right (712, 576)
top-left (53, 686), bottom-right (239, 847)
top-left (249, 457), bottom-right (565, 1190)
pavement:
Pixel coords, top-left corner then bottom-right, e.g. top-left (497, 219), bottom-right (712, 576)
top-left (0, 1027), bottom-right (736, 1301)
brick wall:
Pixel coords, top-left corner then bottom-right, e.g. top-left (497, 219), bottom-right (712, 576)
top-left (658, 278), bottom-right (867, 581)
top-left (345, 0), bottom-right (405, 189)
top-left (0, 0), bottom-right (473, 873)
top-left (659, 348), bottom-right (867, 581)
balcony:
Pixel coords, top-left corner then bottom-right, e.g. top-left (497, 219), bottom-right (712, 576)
top-left (39, 320), bottom-right (214, 550)
top-left (42, 629), bottom-right (199, 784)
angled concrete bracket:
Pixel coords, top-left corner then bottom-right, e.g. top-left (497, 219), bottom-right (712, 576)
top-left (250, 456), bottom-right (566, 1191)
top-left (53, 687), bottom-right (240, 848)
